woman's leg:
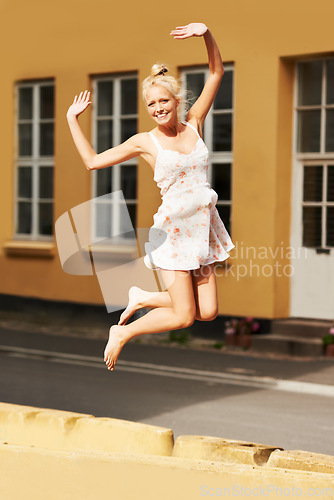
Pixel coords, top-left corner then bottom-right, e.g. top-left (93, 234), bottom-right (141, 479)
top-left (104, 269), bottom-right (197, 370)
top-left (118, 263), bottom-right (219, 325)
top-left (118, 287), bottom-right (171, 325)
top-left (191, 263), bottom-right (219, 321)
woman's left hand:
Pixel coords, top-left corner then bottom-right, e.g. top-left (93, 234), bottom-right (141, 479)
top-left (170, 23), bottom-right (208, 39)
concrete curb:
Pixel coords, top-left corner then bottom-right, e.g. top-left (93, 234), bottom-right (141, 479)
top-left (0, 402), bottom-right (174, 456)
top-left (267, 449), bottom-right (334, 474)
top-left (172, 435), bottom-right (284, 466)
top-left (0, 402), bottom-right (333, 499)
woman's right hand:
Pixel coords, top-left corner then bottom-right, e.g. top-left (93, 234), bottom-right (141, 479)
top-left (67, 90), bottom-right (92, 120)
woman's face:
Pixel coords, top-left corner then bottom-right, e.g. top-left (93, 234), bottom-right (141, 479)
top-left (145, 85), bottom-right (179, 125)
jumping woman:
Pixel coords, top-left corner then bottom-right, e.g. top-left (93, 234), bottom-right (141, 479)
top-left (66, 22), bottom-right (235, 371)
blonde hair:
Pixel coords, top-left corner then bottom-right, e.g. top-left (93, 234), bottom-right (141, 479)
top-left (142, 64), bottom-right (185, 104)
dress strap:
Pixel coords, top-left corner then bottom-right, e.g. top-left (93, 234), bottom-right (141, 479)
top-left (149, 131), bottom-right (162, 151)
top-left (183, 121), bottom-right (201, 139)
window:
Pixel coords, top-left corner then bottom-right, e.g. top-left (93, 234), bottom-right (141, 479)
top-left (15, 81), bottom-right (55, 239)
top-left (302, 164), bottom-right (334, 247)
top-left (92, 74), bottom-right (138, 241)
top-left (181, 65), bottom-right (234, 234)
top-left (295, 59), bottom-right (334, 248)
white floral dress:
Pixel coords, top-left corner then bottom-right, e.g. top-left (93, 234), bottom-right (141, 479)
top-left (144, 121), bottom-right (235, 270)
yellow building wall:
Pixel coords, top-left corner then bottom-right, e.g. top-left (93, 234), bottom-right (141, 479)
top-left (1, 0), bottom-right (333, 318)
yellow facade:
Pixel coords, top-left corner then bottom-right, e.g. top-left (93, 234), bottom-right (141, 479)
top-left (1, 0), bottom-right (334, 320)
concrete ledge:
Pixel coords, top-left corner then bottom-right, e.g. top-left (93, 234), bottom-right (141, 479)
top-left (1, 443), bottom-right (334, 500)
top-left (0, 402), bottom-right (174, 456)
top-left (271, 319), bottom-right (332, 338)
top-left (1, 402), bottom-right (334, 500)
top-left (251, 334), bottom-right (324, 357)
top-left (172, 435), bottom-right (283, 466)
top-left (267, 449), bottom-right (334, 474)
top-left (68, 416), bottom-right (174, 455)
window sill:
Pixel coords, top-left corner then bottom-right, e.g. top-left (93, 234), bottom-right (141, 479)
top-left (316, 248), bottom-right (331, 255)
top-left (88, 243), bottom-right (138, 261)
top-left (4, 240), bottom-right (55, 258)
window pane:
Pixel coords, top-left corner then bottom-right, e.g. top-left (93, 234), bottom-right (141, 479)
top-left (297, 110), bottom-right (321, 153)
top-left (97, 167), bottom-right (112, 196)
top-left (212, 164), bottom-right (231, 200)
top-left (325, 109), bottom-right (334, 152)
top-left (121, 79), bottom-right (137, 115)
top-left (213, 114), bottom-right (232, 152)
top-left (326, 60), bottom-right (334, 105)
top-left (121, 118), bottom-right (137, 142)
top-left (303, 206), bottom-right (322, 247)
top-left (119, 202), bottom-right (135, 236)
top-left (327, 207), bottom-right (334, 247)
top-left (303, 166), bottom-right (323, 202)
top-left (328, 166), bottom-right (334, 202)
top-left (40, 86), bottom-right (54, 119)
top-left (97, 81), bottom-right (113, 116)
top-left (17, 201), bottom-right (32, 234)
top-left (39, 166), bottom-right (53, 199)
top-left (186, 73), bottom-right (205, 106)
top-left (19, 123), bottom-right (32, 156)
top-left (298, 61), bottom-right (322, 106)
top-left (18, 166), bottom-right (32, 198)
top-left (39, 202), bottom-right (53, 235)
top-left (214, 71), bottom-right (233, 110)
top-left (97, 120), bottom-right (113, 153)
top-left (39, 123), bottom-right (54, 155)
top-left (123, 203), bottom-right (136, 236)
top-left (96, 202), bottom-right (112, 238)
top-left (19, 87), bottom-right (33, 119)
top-left (121, 165), bottom-right (137, 199)
top-left (216, 205), bottom-right (231, 235)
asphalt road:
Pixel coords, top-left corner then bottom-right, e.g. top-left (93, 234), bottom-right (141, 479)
top-left (0, 327), bottom-right (333, 456)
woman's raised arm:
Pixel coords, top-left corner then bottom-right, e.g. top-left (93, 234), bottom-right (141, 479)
top-left (170, 23), bottom-right (224, 129)
top-left (66, 91), bottom-right (141, 171)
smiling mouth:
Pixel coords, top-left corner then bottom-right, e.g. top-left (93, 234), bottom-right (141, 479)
top-left (155, 113), bottom-right (168, 119)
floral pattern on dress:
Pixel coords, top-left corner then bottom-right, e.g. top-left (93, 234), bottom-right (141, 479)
top-left (144, 122), bottom-right (235, 270)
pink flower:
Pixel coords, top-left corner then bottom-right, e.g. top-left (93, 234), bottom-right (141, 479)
top-left (330, 327), bottom-right (334, 335)
top-left (252, 322), bottom-right (260, 332)
top-left (225, 327), bottom-right (236, 335)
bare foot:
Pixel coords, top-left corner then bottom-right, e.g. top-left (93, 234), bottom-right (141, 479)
top-left (118, 286), bottom-right (148, 325)
top-left (104, 325), bottom-right (127, 371)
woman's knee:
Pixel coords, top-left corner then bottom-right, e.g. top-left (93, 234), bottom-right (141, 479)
top-left (176, 306), bottom-right (196, 328)
top-left (181, 313), bottom-right (196, 328)
top-left (196, 305), bottom-right (218, 322)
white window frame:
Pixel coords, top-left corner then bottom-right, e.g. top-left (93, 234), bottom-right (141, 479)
top-left (14, 80), bottom-right (54, 241)
top-left (293, 57), bottom-right (334, 249)
top-left (92, 74), bottom-right (138, 244)
top-left (180, 65), bottom-right (234, 227)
